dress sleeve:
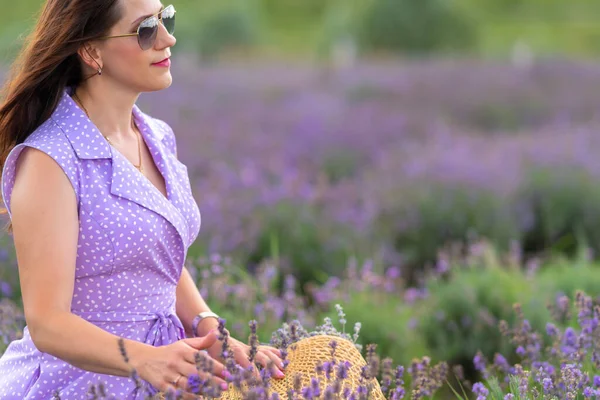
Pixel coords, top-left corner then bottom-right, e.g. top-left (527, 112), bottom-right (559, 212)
top-left (1, 141), bottom-right (81, 220)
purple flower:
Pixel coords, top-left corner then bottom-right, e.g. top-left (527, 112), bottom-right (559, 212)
top-left (187, 374), bottom-right (201, 394)
top-left (546, 323), bottom-right (559, 337)
top-left (532, 361), bottom-right (555, 381)
top-left (310, 377), bottom-right (321, 398)
top-left (435, 258), bottom-right (449, 275)
top-left (315, 362), bottom-right (324, 375)
top-left (493, 354), bottom-right (510, 372)
top-left (542, 377), bottom-right (553, 394)
top-left (391, 387), bottom-right (405, 400)
top-left (357, 385), bottom-right (368, 396)
top-left (472, 382), bottom-right (488, 400)
top-left (323, 361), bottom-right (334, 380)
top-left (0, 281), bottom-right (11, 298)
top-left (0, 248), bottom-right (8, 262)
top-left (301, 387), bottom-right (314, 400)
top-left (583, 387), bottom-right (596, 398)
top-left (561, 363), bottom-right (586, 395)
top-left (564, 327), bottom-right (577, 346)
top-left (473, 352), bottom-right (487, 376)
top-left (385, 266), bottom-right (401, 279)
top-left (556, 295), bottom-right (570, 313)
top-left (404, 288), bottom-right (426, 304)
top-left (337, 361), bottom-right (350, 380)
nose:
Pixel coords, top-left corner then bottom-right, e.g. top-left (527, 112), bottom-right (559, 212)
top-left (155, 20), bottom-right (176, 49)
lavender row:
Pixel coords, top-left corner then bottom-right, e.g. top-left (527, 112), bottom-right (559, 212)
top-left (137, 57), bottom-right (600, 276)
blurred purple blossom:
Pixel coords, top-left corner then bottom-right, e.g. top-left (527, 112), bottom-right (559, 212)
top-left (0, 281), bottom-right (11, 298)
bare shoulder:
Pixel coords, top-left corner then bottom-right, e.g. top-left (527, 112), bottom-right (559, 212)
top-left (11, 145), bottom-right (78, 220)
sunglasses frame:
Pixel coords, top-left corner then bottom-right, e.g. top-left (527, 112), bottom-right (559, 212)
top-left (98, 4), bottom-right (176, 50)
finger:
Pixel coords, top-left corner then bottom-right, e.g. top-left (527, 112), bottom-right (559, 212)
top-left (167, 347), bottom-right (228, 391)
top-left (182, 330), bottom-right (219, 350)
top-left (268, 359), bottom-right (285, 380)
top-left (173, 370), bottom-right (229, 395)
top-left (259, 345), bottom-right (282, 358)
top-left (259, 347), bottom-right (285, 369)
top-left (254, 352), bottom-right (271, 370)
top-left (184, 349), bottom-right (230, 384)
top-left (167, 372), bottom-right (195, 395)
top-left (232, 346), bottom-right (252, 370)
top-left (254, 352), bottom-right (284, 379)
top-left (233, 349), bottom-right (260, 378)
top-left (262, 350), bottom-right (286, 376)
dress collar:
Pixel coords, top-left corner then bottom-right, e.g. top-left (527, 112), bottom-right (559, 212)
top-left (50, 86), bottom-right (191, 253)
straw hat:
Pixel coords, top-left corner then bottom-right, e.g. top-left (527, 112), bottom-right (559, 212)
top-left (219, 334), bottom-right (385, 400)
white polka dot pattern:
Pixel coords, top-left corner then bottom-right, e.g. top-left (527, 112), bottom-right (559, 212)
top-left (0, 86), bottom-right (201, 399)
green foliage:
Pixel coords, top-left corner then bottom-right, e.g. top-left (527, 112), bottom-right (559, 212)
top-left (313, 0), bottom-right (370, 60)
top-left (320, 290), bottom-right (428, 368)
top-left (260, 0), bottom-right (329, 25)
top-left (516, 166), bottom-right (600, 259)
top-left (417, 256), bottom-right (600, 383)
top-left (459, 0), bottom-right (600, 57)
top-left (244, 201), bottom-right (357, 291)
top-left (358, 0), bottom-right (478, 54)
top-left (419, 264), bottom-right (551, 375)
top-left (376, 184), bottom-right (519, 280)
top-left (372, 164), bottom-right (600, 282)
top-left (537, 262), bottom-right (600, 303)
top-left (4, 0), bottom-right (600, 59)
top-left (320, 147), bottom-right (365, 184)
top-left (463, 95), bottom-right (550, 132)
top-left (195, 9), bottom-right (261, 61)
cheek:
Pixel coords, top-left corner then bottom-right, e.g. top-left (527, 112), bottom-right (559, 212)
top-left (107, 42), bottom-right (150, 75)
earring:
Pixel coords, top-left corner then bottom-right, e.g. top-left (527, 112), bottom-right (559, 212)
top-left (83, 47), bottom-right (103, 76)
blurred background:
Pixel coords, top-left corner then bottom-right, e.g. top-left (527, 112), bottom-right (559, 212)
top-left (2, 0), bottom-right (600, 397)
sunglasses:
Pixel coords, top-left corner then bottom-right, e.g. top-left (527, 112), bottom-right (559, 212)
top-left (99, 4), bottom-right (176, 50)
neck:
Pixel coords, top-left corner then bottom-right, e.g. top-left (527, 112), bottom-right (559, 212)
top-left (73, 79), bottom-right (141, 142)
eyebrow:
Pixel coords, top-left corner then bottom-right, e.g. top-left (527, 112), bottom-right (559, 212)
top-left (130, 4), bottom-right (164, 28)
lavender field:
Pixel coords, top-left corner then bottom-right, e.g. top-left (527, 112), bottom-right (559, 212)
top-left (139, 56), bottom-right (600, 281)
top-left (4, 57), bottom-right (600, 398)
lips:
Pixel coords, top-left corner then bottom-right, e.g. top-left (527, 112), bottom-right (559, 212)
top-left (152, 57), bottom-right (170, 65)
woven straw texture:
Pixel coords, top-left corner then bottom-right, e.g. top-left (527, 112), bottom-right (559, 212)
top-left (219, 334), bottom-right (385, 400)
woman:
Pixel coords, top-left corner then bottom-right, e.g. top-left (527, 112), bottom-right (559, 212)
top-left (0, 0), bottom-right (284, 398)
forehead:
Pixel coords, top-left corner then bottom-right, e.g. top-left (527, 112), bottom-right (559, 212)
top-left (117, 0), bottom-right (164, 26)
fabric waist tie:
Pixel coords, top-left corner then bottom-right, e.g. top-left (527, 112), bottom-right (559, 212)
top-left (72, 310), bottom-right (185, 346)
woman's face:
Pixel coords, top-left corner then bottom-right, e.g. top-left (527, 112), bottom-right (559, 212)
top-left (99, 0), bottom-right (176, 92)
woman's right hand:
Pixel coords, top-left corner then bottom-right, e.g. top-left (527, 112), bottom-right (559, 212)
top-left (133, 329), bottom-right (230, 398)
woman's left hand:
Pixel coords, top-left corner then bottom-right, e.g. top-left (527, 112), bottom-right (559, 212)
top-left (206, 335), bottom-right (286, 380)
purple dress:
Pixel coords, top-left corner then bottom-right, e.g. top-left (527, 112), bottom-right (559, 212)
top-left (0, 86), bottom-right (201, 399)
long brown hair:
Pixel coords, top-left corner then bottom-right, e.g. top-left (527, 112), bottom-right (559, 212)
top-left (0, 0), bottom-right (122, 230)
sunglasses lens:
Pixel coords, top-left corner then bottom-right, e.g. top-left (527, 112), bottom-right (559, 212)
top-left (138, 17), bottom-right (158, 50)
top-left (161, 7), bottom-right (176, 35)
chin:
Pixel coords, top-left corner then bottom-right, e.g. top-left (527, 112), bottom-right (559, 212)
top-left (147, 75), bottom-right (173, 92)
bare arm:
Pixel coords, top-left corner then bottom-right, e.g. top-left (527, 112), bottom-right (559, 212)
top-left (10, 147), bottom-right (153, 376)
top-left (175, 265), bottom-right (286, 379)
top-left (176, 268), bottom-right (219, 337)
top-left (172, 140), bottom-right (218, 338)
